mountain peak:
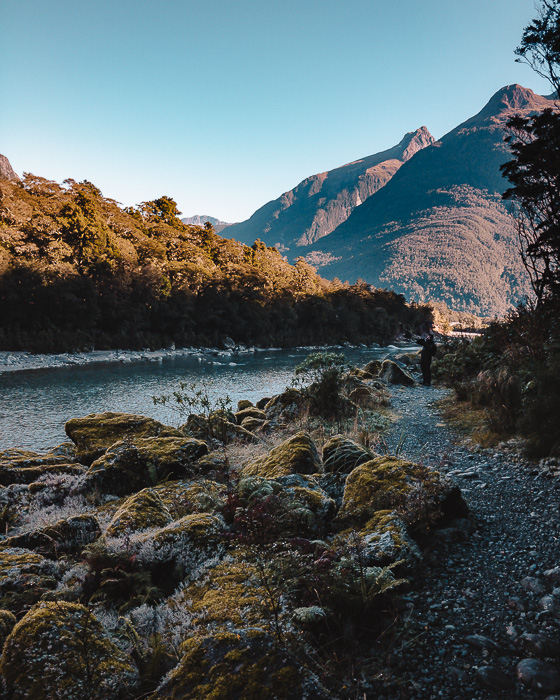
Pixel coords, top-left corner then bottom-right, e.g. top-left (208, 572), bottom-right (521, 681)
top-left (472, 84), bottom-right (554, 125)
top-left (398, 126), bottom-right (435, 162)
top-left (0, 155), bottom-right (19, 181)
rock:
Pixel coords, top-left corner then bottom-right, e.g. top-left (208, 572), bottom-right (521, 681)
top-left (517, 658), bottom-right (560, 694)
top-left (237, 399), bottom-right (254, 411)
top-left (0, 610), bottom-right (16, 648)
top-left (545, 567), bottom-right (560, 584)
top-left (234, 406), bottom-right (267, 424)
top-left (181, 413), bottom-right (258, 444)
top-left (539, 594), bottom-right (560, 614)
top-left (241, 432), bottom-right (322, 479)
top-left (519, 632), bottom-right (560, 658)
top-left (521, 576), bottom-right (547, 594)
top-left (104, 488), bottom-right (172, 537)
top-left (263, 388), bottom-right (310, 423)
top-left (0, 448), bottom-right (74, 469)
top-left (378, 359), bottom-right (415, 385)
top-left (192, 450), bottom-right (229, 478)
top-left (0, 548), bottom-right (61, 611)
top-left (465, 634), bottom-right (503, 653)
top-left (256, 396), bottom-right (272, 410)
top-left (0, 463), bottom-right (86, 486)
top-left (476, 666), bottom-right (514, 690)
top-left (348, 385), bottom-right (384, 408)
top-left (363, 359), bottom-right (382, 376)
top-left (348, 367), bottom-right (374, 380)
top-left (335, 455), bottom-right (455, 530)
top-left (322, 434), bottom-right (375, 474)
top-left (154, 478), bottom-right (227, 519)
top-left (85, 436), bottom-right (208, 496)
top-left (240, 416), bottom-right (266, 432)
top-left (65, 411), bottom-right (182, 464)
top-left (152, 628), bottom-right (330, 699)
top-left (2, 514), bottom-right (101, 556)
top-left (0, 601), bottom-right (138, 699)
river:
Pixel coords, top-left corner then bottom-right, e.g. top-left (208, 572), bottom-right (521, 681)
top-left (0, 345), bottom-right (416, 452)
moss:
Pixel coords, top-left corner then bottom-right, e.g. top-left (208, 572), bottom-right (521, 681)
top-left (237, 399), bottom-right (254, 411)
top-left (322, 435), bottom-right (374, 474)
top-left (3, 514), bottom-right (101, 557)
top-left (85, 436), bottom-right (208, 496)
top-left (0, 601), bottom-right (138, 699)
top-left (262, 388), bottom-right (310, 423)
top-left (154, 479), bottom-right (228, 519)
top-left (181, 414), bottom-right (258, 445)
top-left (235, 406), bottom-right (267, 424)
top-left (0, 463), bottom-right (86, 486)
top-left (0, 548), bottom-right (61, 612)
top-left (336, 456), bottom-right (443, 527)
top-left (240, 432), bottom-right (321, 479)
top-left (0, 448), bottom-right (73, 468)
top-left (153, 628), bottom-right (326, 700)
top-left (378, 360), bottom-right (415, 386)
top-left (348, 367), bottom-right (374, 380)
top-left (240, 416), bottom-right (266, 432)
top-left (363, 360), bottom-right (382, 376)
top-left (0, 609), bottom-right (16, 648)
top-left (104, 488), bottom-right (172, 537)
top-left (65, 411), bottom-right (183, 464)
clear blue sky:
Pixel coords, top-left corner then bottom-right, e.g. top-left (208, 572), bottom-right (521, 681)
top-left (1, 0), bottom-right (552, 223)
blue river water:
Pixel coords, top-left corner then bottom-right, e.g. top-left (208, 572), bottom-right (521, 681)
top-left (0, 345), bottom-right (413, 452)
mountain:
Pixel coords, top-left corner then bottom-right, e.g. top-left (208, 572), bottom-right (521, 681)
top-left (0, 154), bottom-right (19, 181)
top-left (302, 85), bottom-right (556, 315)
top-left (223, 127), bottom-right (435, 251)
top-left (181, 214), bottom-right (231, 233)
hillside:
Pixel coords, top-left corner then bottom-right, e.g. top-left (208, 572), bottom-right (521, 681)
top-left (303, 85), bottom-right (555, 315)
top-left (0, 161), bottom-right (431, 352)
top-left (223, 127), bottom-right (434, 250)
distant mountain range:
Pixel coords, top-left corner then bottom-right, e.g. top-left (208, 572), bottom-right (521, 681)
top-left (181, 214), bottom-right (230, 233)
top-left (225, 127), bottom-right (435, 251)
top-left (224, 85), bottom-right (555, 315)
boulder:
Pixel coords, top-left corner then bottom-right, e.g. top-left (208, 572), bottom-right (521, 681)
top-left (240, 416), bottom-right (266, 432)
top-left (0, 610), bottom-right (16, 648)
top-left (335, 456), bottom-right (457, 530)
top-left (85, 436), bottom-right (208, 496)
top-left (348, 367), bottom-right (374, 380)
top-left (155, 478), bottom-right (227, 519)
top-left (181, 413), bottom-right (258, 444)
top-left (263, 388), bottom-right (310, 423)
top-left (234, 406), bottom-right (267, 424)
top-left (0, 463), bottom-right (86, 486)
top-left (237, 399), bottom-right (254, 411)
top-left (363, 359), bottom-right (382, 376)
top-left (2, 514), bottom-right (101, 556)
top-left (322, 435), bottom-right (375, 474)
top-left (153, 628), bottom-right (331, 699)
top-left (517, 658), bottom-right (560, 694)
top-left (378, 359), bottom-right (415, 386)
top-left (65, 411), bottom-right (182, 464)
top-left (0, 448), bottom-right (73, 468)
top-left (240, 432), bottom-right (321, 479)
top-left (0, 602), bottom-right (138, 699)
top-left (104, 488), bottom-right (173, 537)
top-left (0, 548), bottom-right (61, 611)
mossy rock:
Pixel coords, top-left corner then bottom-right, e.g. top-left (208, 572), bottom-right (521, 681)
top-left (0, 463), bottom-right (86, 486)
top-left (153, 627), bottom-right (330, 699)
top-left (317, 472), bottom-right (348, 507)
top-left (154, 478), bottom-right (228, 519)
top-left (181, 414), bottom-right (258, 445)
top-left (263, 388), bottom-right (310, 423)
top-left (237, 399), bottom-right (254, 411)
top-left (65, 411), bottom-right (183, 465)
top-left (104, 488), bottom-right (172, 537)
top-left (335, 456), bottom-right (447, 527)
top-left (237, 474), bottom-right (335, 536)
top-left (48, 441), bottom-right (78, 460)
top-left (348, 367), bottom-right (374, 380)
top-left (322, 435), bottom-right (375, 474)
top-left (85, 436), bottom-right (208, 496)
top-left (0, 610), bottom-right (16, 648)
top-left (240, 432), bottom-right (321, 479)
top-left (0, 601), bottom-right (138, 699)
top-left (193, 450), bottom-right (229, 478)
top-left (0, 548), bottom-right (61, 611)
top-left (3, 514), bottom-right (101, 557)
top-left (240, 416), bottom-right (266, 432)
top-left (256, 397), bottom-right (272, 410)
top-left (0, 448), bottom-right (73, 469)
top-left (348, 385), bottom-right (383, 408)
top-left (338, 510), bottom-right (422, 568)
top-left (363, 359), bottom-right (382, 376)
top-left (234, 406), bottom-right (267, 424)
top-left (378, 360), bottom-right (415, 386)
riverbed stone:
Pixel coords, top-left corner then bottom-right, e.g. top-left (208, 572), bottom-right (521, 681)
top-left (104, 488), bottom-right (172, 537)
top-left (2, 514), bottom-right (101, 556)
top-left (240, 432), bottom-right (321, 479)
top-left (0, 601), bottom-right (138, 699)
top-left (234, 406), bottom-right (267, 424)
top-left (0, 463), bottom-right (86, 486)
top-left (65, 411), bottom-right (183, 464)
top-left (517, 658), bottom-right (560, 694)
top-left (0, 548), bottom-right (61, 611)
top-left (154, 478), bottom-right (228, 519)
top-left (378, 359), bottom-right (415, 386)
top-left (263, 388), bottom-right (309, 423)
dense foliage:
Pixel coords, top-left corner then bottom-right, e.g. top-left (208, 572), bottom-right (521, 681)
top-left (0, 175), bottom-right (431, 352)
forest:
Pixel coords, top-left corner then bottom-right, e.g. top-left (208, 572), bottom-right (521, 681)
top-left (0, 176), bottom-right (432, 352)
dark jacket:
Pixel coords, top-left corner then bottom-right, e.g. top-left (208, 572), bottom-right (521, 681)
top-left (419, 337), bottom-right (437, 363)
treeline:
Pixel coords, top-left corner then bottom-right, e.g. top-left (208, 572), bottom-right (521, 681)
top-left (0, 175), bottom-right (432, 352)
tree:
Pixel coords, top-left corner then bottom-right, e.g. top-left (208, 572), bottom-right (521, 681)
top-left (501, 0), bottom-right (560, 303)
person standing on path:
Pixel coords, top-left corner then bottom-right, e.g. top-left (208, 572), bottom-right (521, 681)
top-left (418, 333), bottom-right (437, 386)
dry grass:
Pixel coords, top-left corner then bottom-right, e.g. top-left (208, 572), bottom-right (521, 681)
top-left (436, 395), bottom-right (506, 448)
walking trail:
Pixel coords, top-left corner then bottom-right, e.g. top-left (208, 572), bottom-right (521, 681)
top-left (368, 384), bottom-right (560, 700)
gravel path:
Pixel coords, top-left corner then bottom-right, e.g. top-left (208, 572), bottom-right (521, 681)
top-left (370, 384), bottom-right (560, 700)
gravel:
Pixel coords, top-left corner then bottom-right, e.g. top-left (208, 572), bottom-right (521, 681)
top-left (368, 384), bottom-right (560, 699)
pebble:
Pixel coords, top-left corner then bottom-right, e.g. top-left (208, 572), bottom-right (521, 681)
top-left (517, 658), bottom-right (560, 694)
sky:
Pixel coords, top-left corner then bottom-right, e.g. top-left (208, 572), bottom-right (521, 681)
top-left (1, 0), bottom-right (553, 223)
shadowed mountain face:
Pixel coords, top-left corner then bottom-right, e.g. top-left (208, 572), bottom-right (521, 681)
top-left (224, 127), bottom-right (434, 250)
top-left (304, 85), bottom-right (556, 315)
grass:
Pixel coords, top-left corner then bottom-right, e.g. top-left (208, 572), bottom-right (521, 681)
top-left (436, 395), bottom-right (507, 449)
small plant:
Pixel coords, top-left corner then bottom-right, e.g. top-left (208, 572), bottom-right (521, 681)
top-left (292, 352), bottom-right (348, 418)
top-left (152, 379), bottom-right (232, 424)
